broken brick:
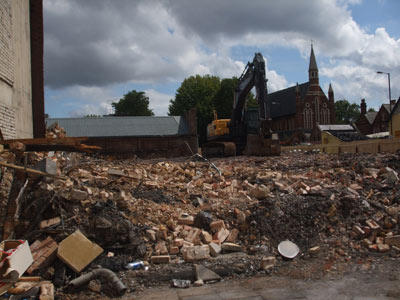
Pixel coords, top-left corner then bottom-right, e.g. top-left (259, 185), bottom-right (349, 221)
top-left (213, 227), bottom-right (230, 243)
top-left (27, 237), bottom-right (58, 274)
top-left (151, 255), bottom-right (170, 264)
top-left (209, 220), bottom-right (225, 233)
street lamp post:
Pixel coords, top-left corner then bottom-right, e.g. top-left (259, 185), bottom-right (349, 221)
top-left (377, 71), bottom-right (392, 135)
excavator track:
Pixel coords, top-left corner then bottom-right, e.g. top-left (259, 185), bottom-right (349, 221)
top-left (202, 142), bottom-right (236, 157)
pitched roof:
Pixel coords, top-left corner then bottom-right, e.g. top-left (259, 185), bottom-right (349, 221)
top-left (329, 131), bottom-right (368, 142)
top-left (45, 116), bottom-right (190, 138)
top-left (390, 98), bottom-right (400, 119)
top-left (382, 103), bottom-right (394, 113)
top-left (268, 82), bottom-right (309, 118)
top-left (364, 111), bottom-right (377, 124)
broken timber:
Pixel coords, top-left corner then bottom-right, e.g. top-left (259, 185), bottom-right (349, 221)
top-left (0, 161), bottom-right (66, 179)
top-left (1, 137), bottom-right (101, 153)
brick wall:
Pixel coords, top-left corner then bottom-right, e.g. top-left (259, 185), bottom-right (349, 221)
top-left (0, 0), bottom-right (14, 86)
top-left (0, 103), bottom-right (16, 139)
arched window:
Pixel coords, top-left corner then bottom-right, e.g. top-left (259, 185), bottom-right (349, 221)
top-left (303, 103), bottom-right (313, 129)
top-left (314, 98), bottom-right (320, 123)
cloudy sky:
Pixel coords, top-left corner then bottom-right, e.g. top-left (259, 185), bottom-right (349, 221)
top-left (44, 0), bottom-right (400, 117)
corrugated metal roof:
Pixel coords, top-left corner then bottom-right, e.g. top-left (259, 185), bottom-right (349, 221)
top-left (318, 124), bottom-right (354, 131)
top-left (45, 116), bottom-right (190, 137)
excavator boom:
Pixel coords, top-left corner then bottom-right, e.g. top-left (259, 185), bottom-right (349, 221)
top-left (203, 53), bottom-right (280, 157)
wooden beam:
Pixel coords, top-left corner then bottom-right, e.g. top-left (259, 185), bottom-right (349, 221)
top-left (0, 161), bottom-right (66, 179)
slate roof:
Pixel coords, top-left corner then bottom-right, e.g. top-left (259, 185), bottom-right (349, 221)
top-left (46, 116), bottom-right (190, 138)
top-left (364, 112), bottom-right (377, 124)
top-left (329, 131), bottom-right (368, 142)
top-left (268, 82), bottom-right (309, 118)
top-left (390, 99), bottom-right (400, 118)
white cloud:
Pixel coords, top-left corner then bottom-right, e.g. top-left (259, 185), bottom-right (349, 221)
top-left (145, 89), bottom-right (173, 116)
top-left (44, 0), bottom-right (400, 117)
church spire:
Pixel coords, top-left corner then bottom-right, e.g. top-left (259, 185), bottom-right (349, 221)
top-left (328, 83), bottom-right (334, 102)
top-left (308, 44), bottom-right (319, 85)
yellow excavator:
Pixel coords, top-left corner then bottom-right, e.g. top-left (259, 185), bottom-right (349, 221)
top-left (203, 53), bottom-right (280, 157)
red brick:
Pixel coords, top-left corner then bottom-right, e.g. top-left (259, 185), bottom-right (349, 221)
top-left (27, 237), bottom-right (58, 274)
top-left (210, 220), bottom-right (225, 233)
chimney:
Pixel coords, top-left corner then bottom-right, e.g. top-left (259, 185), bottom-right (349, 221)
top-left (361, 99), bottom-right (366, 115)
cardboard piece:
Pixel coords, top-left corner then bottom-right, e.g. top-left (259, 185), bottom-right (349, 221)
top-left (57, 230), bottom-right (103, 273)
top-left (0, 240), bottom-right (33, 295)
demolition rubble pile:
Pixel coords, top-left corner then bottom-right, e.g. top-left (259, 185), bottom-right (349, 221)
top-left (1, 140), bottom-right (400, 297)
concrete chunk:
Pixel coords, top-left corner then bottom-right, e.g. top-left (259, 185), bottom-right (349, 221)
top-left (183, 245), bottom-right (210, 262)
top-left (209, 242), bottom-right (221, 257)
top-left (194, 264), bottom-right (221, 282)
top-left (57, 230), bottom-right (103, 273)
top-left (221, 242), bottom-right (243, 253)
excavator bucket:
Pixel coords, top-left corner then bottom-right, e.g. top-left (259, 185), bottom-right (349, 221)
top-left (243, 133), bottom-right (280, 156)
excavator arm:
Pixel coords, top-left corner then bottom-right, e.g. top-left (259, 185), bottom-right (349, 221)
top-left (203, 52), bottom-right (280, 157)
top-left (231, 53), bottom-right (271, 137)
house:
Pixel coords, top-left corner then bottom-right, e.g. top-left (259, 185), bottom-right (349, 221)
top-left (0, 0), bottom-right (45, 139)
top-left (389, 97), bottom-right (400, 138)
top-left (318, 124), bottom-right (367, 145)
top-left (46, 109), bottom-right (198, 157)
top-left (269, 45), bottom-right (335, 143)
top-left (355, 99), bottom-right (395, 135)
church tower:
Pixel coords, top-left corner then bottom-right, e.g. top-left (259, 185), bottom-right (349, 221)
top-left (308, 45), bottom-right (319, 86)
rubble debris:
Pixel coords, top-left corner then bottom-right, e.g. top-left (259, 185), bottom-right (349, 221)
top-left (3, 145), bottom-right (400, 297)
top-left (183, 245), bottom-right (210, 262)
top-left (0, 161), bottom-right (64, 179)
top-left (125, 260), bottom-right (145, 270)
top-left (57, 230), bottom-right (103, 273)
top-left (260, 256), bottom-right (276, 271)
top-left (8, 281), bottom-right (38, 294)
top-left (194, 264), bottom-right (221, 283)
top-left (278, 240), bottom-right (299, 259)
top-left (151, 255), bottom-right (170, 264)
top-left (9, 286), bottom-right (40, 300)
top-left (39, 217), bottom-right (61, 230)
top-left (221, 243), bottom-right (243, 253)
top-left (171, 279), bottom-right (191, 288)
top-left (34, 158), bottom-right (58, 176)
top-left (0, 240), bottom-right (33, 280)
top-left (27, 237), bottom-right (58, 274)
top-left (68, 268), bottom-right (127, 296)
top-left (39, 281), bottom-right (54, 300)
top-left (209, 242), bottom-right (221, 257)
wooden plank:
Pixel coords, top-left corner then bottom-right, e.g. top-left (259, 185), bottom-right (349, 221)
top-left (0, 161), bottom-right (65, 179)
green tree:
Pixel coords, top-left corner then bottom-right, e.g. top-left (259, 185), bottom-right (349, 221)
top-left (169, 75), bottom-right (221, 145)
top-left (368, 108), bottom-right (376, 113)
top-left (112, 90), bottom-right (154, 116)
top-left (212, 77), bottom-right (257, 118)
top-left (334, 99), bottom-right (360, 124)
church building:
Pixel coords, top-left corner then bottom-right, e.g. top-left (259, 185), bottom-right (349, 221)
top-left (269, 46), bottom-right (335, 143)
